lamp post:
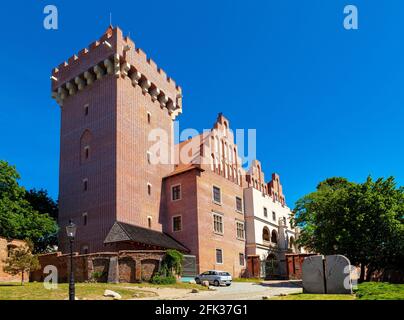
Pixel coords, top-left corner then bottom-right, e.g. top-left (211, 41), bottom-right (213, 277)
top-left (66, 220), bottom-right (77, 301)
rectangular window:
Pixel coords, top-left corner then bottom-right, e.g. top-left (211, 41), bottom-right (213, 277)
top-left (213, 213), bottom-right (223, 234)
top-left (83, 179), bottom-right (88, 191)
top-left (236, 222), bottom-right (245, 240)
top-left (213, 186), bottom-right (221, 204)
top-left (83, 212), bottom-right (88, 226)
top-left (216, 249), bottom-right (223, 264)
top-left (263, 207), bottom-right (268, 217)
top-left (239, 253), bottom-right (245, 266)
top-left (173, 216), bottom-right (182, 232)
top-left (147, 183), bottom-right (151, 196)
top-left (272, 211), bottom-right (276, 221)
top-left (171, 185), bottom-right (181, 201)
top-left (236, 197), bottom-right (243, 212)
top-left (84, 104), bottom-right (89, 116)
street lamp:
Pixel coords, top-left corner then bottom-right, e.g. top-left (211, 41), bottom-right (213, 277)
top-left (66, 220), bottom-right (77, 301)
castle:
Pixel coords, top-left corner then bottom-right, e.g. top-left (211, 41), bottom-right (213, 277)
top-left (52, 26), bottom-right (302, 278)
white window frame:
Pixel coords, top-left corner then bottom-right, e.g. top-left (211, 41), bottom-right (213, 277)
top-left (236, 221), bottom-right (245, 240)
top-left (215, 248), bottom-right (224, 265)
top-left (171, 184), bottom-right (182, 202)
top-left (212, 185), bottom-right (222, 205)
top-left (212, 212), bottom-right (224, 235)
top-left (172, 215), bottom-right (182, 232)
top-left (239, 253), bottom-right (245, 266)
top-left (235, 196), bottom-right (243, 213)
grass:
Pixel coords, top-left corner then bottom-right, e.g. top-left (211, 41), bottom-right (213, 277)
top-left (232, 278), bottom-right (263, 283)
top-left (271, 293), bottom-right (356, 300)
top-left (355, 282), bottom-right (404, 300)
top-left (0, 281), bottom-right (206, 300)
top-left (270, 282), bottom-right (404, 300)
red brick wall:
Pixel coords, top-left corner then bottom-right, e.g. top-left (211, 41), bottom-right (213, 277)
top-left (31, 251), bottom-right (164, 283)
top-left (0, 238), bottom-right (29, 282)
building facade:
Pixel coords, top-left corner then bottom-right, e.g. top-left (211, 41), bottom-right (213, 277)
top-left (52, 26), bottom-right (301, 278)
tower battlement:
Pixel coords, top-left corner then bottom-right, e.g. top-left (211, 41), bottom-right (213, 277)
top-left (51, 26), bottom-right (182, 119)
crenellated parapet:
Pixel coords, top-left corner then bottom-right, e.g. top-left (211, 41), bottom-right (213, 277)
top-left (51, 26), bottom-right (183, 120)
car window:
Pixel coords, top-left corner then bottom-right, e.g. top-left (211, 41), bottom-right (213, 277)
top-left (219, 272), bottom-right (230, 276)
top-left (202, 272), bottom-right (209, 276)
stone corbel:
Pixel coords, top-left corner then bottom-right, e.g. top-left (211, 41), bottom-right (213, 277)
top-left (94, 65), bottom-right (105, 80)
top-left (158, 93), bottom-right (168, 108)
top-left (121, 62), bottom-right (130, 77)
top-left (104, 58), bottom-right (114, 75)
top-left (150, 86), bottom-right (160, 102)
top-left (114, 54), bottom-right (120, 77)
top-left (84, 71), bottom-right (95, 85)
top-left (140, 78), bottom-right (151, 94)
top-left (66, 82), bottom-right (77, 95)
top-left (130, 71), bottom-right (141, 86)
top-left (75, 76), bottom-right (85, 91)
top-left (58, 86), bottom-right (68, 100)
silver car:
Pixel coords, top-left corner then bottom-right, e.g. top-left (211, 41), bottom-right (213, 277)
top-left (195, 270), bottom-right (232, 286)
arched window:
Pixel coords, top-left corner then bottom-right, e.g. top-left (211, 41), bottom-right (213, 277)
top-left (262, 227), bottom-right (270, 242)
top-left (80, 130), bottom-right (92, 163)
top-left (271, 230), bottom-right (278, 244)
top-left (289, 236), bottom-right (295, 249)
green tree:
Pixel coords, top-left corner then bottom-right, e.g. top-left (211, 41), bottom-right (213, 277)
top-left (3, 240), bottom-right (40, 285)
top-left (293, 176), bottom-right (404, 282)
top-left (25, 189), bottom-right (58, 221)
top-left (160, 250), bottom-right (184, 277)
top-left (0, 160), bottom-right (58, 253)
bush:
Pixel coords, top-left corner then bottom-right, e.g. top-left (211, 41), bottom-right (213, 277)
top-left (150, 275), bottom-right (177, 285)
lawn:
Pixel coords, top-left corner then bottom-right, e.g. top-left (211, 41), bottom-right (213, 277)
top-left (0, 281), bottom-right (206, 300)
top-left (270, 282), bottom-right (404, 300)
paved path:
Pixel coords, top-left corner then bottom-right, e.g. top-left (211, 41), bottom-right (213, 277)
top-left (133, 281), bottom-right (302, 300)
top-left (182, 281), bottom-right (302, 300)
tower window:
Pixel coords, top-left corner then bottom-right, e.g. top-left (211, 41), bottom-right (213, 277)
top-left (272, 211), bottom-right (276, 221)
top-left (84, 146), bottom-right (90, 160)
top-left (147, 112), bottom-right (151, 124)
top-left (147, 183), bottom-right (152, 195)
top-left (83, 179), bottom-right (88, 191)
top-left (171, 185), bottom-right (181, 201)
top-left (84, 104), bottom-right (89, 116)
top-left (173, 216), bottom-right (182, 232)
top-left (147, 216), bottom-right (152, 229)
top-left (147, 152), bottom-right (151, 164)
top-left (83, 212), bottom-right (88, 226)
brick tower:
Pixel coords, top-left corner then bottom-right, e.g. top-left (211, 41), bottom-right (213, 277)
top-left (52, 26), bottom-right (183, 253)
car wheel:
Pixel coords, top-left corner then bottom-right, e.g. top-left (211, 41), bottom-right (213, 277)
top-left (214, 280), bottom-right (220, 287)
top-left (195, 278), bottom-right (201, 284)
top-left (226, 284), bottom-right (231, 286)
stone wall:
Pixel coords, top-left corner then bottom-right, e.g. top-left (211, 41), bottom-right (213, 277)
top-left (0, 237), bottom-right (29, 282)
top-left (31, 250), bottom-right (165, 283)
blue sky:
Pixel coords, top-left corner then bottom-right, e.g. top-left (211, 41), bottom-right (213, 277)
top-left (0, 0), bottom-right (403, 206)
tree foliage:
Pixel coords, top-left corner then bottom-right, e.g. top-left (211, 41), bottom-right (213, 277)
top-left (3, 240), bottom-right (40, 285)
top-left (0, 160), bottom-right (58, 253)
top-left (293, 176), bottom-right (404, 281)
top-left (160, 250), bottom-right (184, 277)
